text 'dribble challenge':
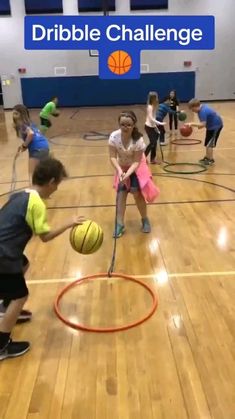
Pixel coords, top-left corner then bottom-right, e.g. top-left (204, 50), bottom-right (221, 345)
top-left (25, 15), bottom-right (215, 79)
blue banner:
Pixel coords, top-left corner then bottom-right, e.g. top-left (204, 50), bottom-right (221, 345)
top-left (25, 15), bottom-right (215, 79)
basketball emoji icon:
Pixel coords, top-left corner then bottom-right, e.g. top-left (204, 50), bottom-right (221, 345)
top-left (107, 50), bottom-right (132, 75)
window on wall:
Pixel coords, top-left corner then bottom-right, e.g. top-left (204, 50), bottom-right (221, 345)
top-left (78, 0), bottom-right (115, 13)
top-left (131, 0), bottom-right (168, 10)
top-left (24, 0), bottom-right (63, 14)
top-left (0, 0), bottom-right (11, 15)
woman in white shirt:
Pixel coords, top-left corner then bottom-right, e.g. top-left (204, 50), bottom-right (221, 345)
top-left (109, 110), bottom-right (159, 238)
top-left (144, 91), bottom-right (165, 164)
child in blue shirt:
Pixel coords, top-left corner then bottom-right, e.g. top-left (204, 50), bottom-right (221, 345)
top-left (13, 104), bottom-right (50, 183)
top-left (187, 99), bottom-right (223, 165)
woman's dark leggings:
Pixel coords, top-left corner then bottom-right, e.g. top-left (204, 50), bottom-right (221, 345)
top-left (144, 125), bottom-right (159, 161)
top-left (159, 125), bottom-right (166, 143)
top-left (169, 113), bottom-right (178, 130)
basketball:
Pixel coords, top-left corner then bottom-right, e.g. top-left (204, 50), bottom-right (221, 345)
top-left (108, 50), bottom-right (132, 75)
top-left (178, 111), bottom-right (187, 121)
top-left (180, 124), bottom-right (193, 137)
top-left (70, 220), bottom-right (103, 254)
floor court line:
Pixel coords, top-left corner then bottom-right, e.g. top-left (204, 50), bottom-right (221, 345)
top-left (33, 146), bottom-right (235, 156)
top-left (27, 270), bottom-right (235, 285)
top-left (48, 146), bottom-right (235, 154)
top-left (0, 147), bottom-right (235, 161)
top-left (1, 173), bottom-right (235, 187)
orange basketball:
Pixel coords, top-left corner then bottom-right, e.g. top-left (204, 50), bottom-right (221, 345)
top-left (107, 50), bottom-right (132, 75)
top-left (180, 124), bottom-right (193, 137)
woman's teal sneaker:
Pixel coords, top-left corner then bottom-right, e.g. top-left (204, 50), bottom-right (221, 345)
top-left (141, 218), bottom-right (151, 233)
top-left (113, 223), bottom-right (125, 238)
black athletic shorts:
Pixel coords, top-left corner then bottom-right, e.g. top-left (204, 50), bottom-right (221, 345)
top-left (40, 117), bottom-right (52, 128)
top-left (0, 255), bottom-right (29, 300)
top-left (205, 126), bottom-right (223, 147)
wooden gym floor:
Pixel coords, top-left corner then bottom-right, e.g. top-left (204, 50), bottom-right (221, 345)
top-left (0, 103), bottom-right (234, 419)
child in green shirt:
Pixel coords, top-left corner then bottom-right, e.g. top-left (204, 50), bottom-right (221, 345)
top-left (40, 96), bottom-right (59, 133)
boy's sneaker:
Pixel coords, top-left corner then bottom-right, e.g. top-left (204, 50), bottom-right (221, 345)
top-left (204, 159), bottom-right (215, 166)
top-left (0, 339), bottom-right (30, 360)
top-left (150, 159), bottom-right (161, 165)
top-left (199, 157), bottom-right (215, 166)
top-left (199, 156), bottom-right (209, 164)
top-left (0, 301), bottom-right (32, 323)
top-left (141, 218), bottom-right (151, 233)
top-left (160, 141), bottom-right (168, 146)
top-left (113, 223), bottom-right (125, 238)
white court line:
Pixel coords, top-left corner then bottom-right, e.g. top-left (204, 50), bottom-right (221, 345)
top-left (27, 270), bottom-right (235, 285)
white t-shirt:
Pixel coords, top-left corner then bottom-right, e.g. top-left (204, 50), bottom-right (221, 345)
top-left (145, 104), bottom-right (158, 128)
top-left (109, 129), bottom-right (145, 166)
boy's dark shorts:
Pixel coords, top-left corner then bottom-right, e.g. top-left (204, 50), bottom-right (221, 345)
top-left (40, 117), bottom-right (52, 128)
top-left (205, 126), bottom-right (223, 147)
top-left (0, 255), bottom-right (29, 300)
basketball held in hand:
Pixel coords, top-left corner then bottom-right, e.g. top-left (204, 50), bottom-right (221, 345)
top-left (180, 124), bottom-right (193, 137)
top-left (178, 112), bottom-right (187, 121)
top-left (70, 220), bottom-right (103, 254)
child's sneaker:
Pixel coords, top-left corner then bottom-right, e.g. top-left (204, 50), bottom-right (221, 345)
top-left (0, 339), bottom-right (30, 360)
top-left (199, 156), bottom-right (209, 164)
top-left (150, 159), bottom-right (161, 165)
top-left (113, 223), bottom-right (125, 238)
top-left (141, 218), bottom-right (151, 233)
top-left (0, 301), bottom-right (32, 323)
top-left (204, 159), bottom-right (215, 166)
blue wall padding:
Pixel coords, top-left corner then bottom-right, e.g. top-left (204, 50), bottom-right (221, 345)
top-left (21, 71), bottom-right (195, 107)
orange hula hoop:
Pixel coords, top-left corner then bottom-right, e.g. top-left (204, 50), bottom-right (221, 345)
top-left (54, 272), bottom-right (158, 333)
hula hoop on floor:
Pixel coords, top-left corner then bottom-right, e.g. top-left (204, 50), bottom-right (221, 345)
top-left (54, 272), bottom-right (158, 333)
top-left (163, 162), bottom-right (207, 174)
top-left (171, 138), bottom-right (202, 145)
